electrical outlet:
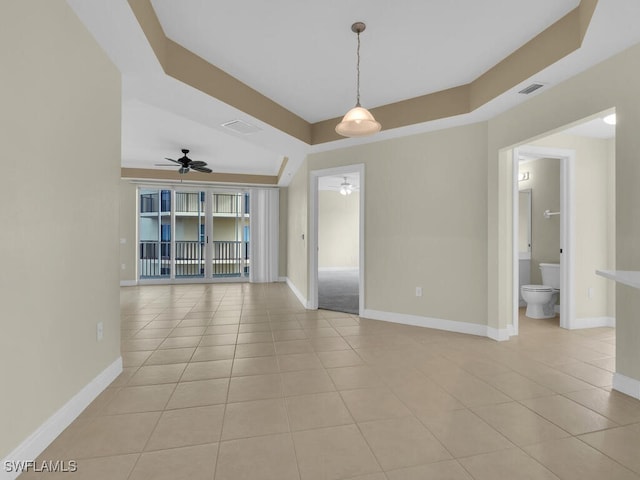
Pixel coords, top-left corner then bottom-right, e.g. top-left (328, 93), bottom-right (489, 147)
top-left (415, 287), bottom-right (423, 297)
top-left (97, 322), bottom-right (104, 342)
top-left (121, 263), bottom-right (126, 270)
top-left (588, 287), bottom-right (594, 299)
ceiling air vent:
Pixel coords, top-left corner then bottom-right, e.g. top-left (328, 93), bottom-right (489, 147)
top-left (518, 83), bottom-right (545, 95)
top-left (221, 119), bottom-right (262, 135)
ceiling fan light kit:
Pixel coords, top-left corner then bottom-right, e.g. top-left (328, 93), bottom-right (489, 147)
top-left (335, 22), bottom-right (381, 138)
top-left (339, 177), bottom-right (353, 195)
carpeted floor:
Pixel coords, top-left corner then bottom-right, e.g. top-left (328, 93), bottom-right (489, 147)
top-left (318, 268), bottom-right (359, 314)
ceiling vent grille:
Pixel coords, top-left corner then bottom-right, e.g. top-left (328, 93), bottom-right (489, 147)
top-left (518, 83), bottom-right (545, 95)
top-left (221, 119), bottom-right (262, 135)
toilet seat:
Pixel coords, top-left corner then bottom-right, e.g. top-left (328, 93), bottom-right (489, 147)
top-left (522, 285), bottom-right (553, 292)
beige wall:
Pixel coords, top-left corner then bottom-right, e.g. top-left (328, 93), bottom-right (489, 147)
top-left (488, 42), bottom-right (640, 381)
top-left (606, 138), bottom-right (616, 318)
top-left (176, 217), bottom-right (201, 241)
top-left (286, 162), bottom-right (309, 300)
top-left (0, 0), bottom-right (121, 458)
top-left (301, 123), bottom-right (488, 323)
top-left (212, 217), bottom-right (238, 241)
top-left (519, 158), bottom-right (561, 285)
top-left (318, 190), bottom-right (359, 269)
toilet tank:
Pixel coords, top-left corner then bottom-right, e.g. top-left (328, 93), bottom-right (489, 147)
top-left (539, 263), bottom-right (560, 289)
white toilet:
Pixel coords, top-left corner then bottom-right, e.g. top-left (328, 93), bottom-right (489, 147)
top-left (521, 263), bottom-right (560, 319)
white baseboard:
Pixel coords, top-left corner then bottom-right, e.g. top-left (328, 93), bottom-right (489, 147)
top-left (285, 277), bottom-right (309, 309)
top-left (119, 280), bottom-right (137, 287)
top-left (1, 357), bottom-right (123, 480)
top-left (488, 324), bottom-right (515, 341)
top-left (613, 373), bottom-right (640, 400)
top-left (318, 267), bottom-right (359, 272)
top-left (569, 316), bottom-right (616, 329)
top-left (361, 309), bottom-right (511, 341)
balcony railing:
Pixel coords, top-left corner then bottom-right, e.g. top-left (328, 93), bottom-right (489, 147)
top-left (139, 241), bottom-right (171, 277)
top-left (140, 191), bottom-right (171, 213)
top-left (175, 192), bottom-right (204, 213)
top-left (140, 192), bottom-right (248, 215)
top-left (139, 240), bottom-right (249, 278)
top-left (175, 241), bottom-right (205, 277)
top-left (212, 240), bottom-right (249, 276)
top-left (213, 194), bottom-right (242, 215)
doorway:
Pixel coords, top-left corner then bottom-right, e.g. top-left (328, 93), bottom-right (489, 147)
top-left (512, 146), bottom-right (574, 333)
top-left (309, 164), bottom-right (365, 315)
top-left (511, 113), bottom-right (616, 334)
top-left (317, 173), bottom-right (360, 314)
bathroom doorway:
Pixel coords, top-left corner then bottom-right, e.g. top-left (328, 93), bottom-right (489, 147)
top-left (511, 112), bottom-right (616, 334)
top-left (513, 146), bottom-right (573, 333)
top-left (309, 164), bottom-right (365, 315)
top-left (516, 154), bottom-right (562, 328)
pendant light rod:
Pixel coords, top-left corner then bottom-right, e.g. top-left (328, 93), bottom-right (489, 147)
top-left (352, 22), bottom-right (366, 107)
top-left (335, 21), bottom-right (381, 138)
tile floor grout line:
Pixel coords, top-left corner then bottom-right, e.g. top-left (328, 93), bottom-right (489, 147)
top-left (573, 430), bottom-right (640, 477)
top-left (211, 289), bottom-right (244, 480)
top-left (279, 356), bottom-right (305, 480)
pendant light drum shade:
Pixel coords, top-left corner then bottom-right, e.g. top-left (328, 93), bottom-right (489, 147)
top-left (335, 22), bottom-right (381, 138)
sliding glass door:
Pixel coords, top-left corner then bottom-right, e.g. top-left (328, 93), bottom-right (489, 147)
top-left (139, 188), bottom-right (171, 279)
top-left (175, 191), bottom-right (205, 278)
top-left (138, 187), bottom-right (249, 281)
top-left (210, 192), bottom-right (250, 278)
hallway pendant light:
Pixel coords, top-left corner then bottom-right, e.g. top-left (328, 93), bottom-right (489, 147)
top-left (335, 22), bottom-right (381, 138)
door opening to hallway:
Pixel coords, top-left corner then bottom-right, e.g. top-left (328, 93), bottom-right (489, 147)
top-left (317, 172), bottom-right (360, 315)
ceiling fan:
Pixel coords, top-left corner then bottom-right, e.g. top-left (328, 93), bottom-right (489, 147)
top-left (156, 149), bottom-right (212, 174)
top-left (329, 176), bottom-right (358, 196)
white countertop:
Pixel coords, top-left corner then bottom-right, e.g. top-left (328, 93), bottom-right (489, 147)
top-left (596, 270), bottom-right (640, 289)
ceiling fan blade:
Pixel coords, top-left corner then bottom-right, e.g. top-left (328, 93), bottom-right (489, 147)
top-left (164, 157), bottom-right (181, 164)
top-left (188, 161), bottom-right (207, 167)
top-left (191, 166), bottom-right (212, 173)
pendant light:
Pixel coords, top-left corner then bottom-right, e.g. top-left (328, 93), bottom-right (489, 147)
top-left (335, 22), bottom-right (381, 138)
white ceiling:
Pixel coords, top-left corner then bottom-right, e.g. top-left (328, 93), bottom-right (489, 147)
top-left (563, 116), bottom-right (615, 139)
top-left (67, 0), bottom-right (640, 184)
top-left (150, 0), bottom-right (580, 122)
top-left (122, 99), bottom-right (283, 174)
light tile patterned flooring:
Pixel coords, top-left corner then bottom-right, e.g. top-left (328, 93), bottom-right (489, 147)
top-left (22, 283), bottom-right (640, 479)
